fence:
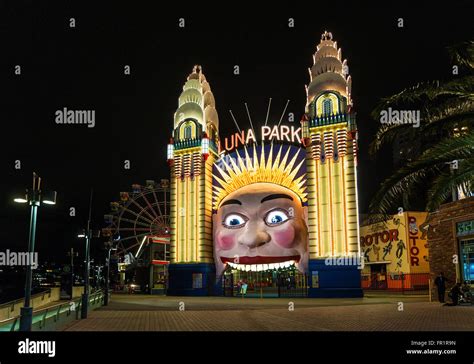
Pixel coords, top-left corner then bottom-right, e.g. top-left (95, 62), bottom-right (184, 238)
top-left (0, 288), bottom-right (60, 321)
top-left (278, 272), bottom-right (308, 297)
top-left (222, 271), bottom-right (308, 297)
top-left (361, 272), bottom-right (430, 292)
top-left (0, 290), bottom-right (104, 331)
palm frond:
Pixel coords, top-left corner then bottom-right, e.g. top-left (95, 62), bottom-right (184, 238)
top-left (369, 122), bottom-right (417, 156)
top-left (421, 99), bottom-right (474, 137)
top-left (424, 98), bottom-right (474, 126)
top-left (447, 41), bottom-right (474, 69)
top-left (370, 98), bottom-right (474, 155)
top-left (369, 132), bottom-right (474, 214)
top-left (426, 159), bottom-right (474, 211)
top-left (371, 76), bottom-right (474, 120)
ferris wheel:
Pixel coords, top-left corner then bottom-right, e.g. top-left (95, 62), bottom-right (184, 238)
top-left (102, 179), bottom-right (171, 259)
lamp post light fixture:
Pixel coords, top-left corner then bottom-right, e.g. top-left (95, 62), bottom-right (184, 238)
top-left (14, 172), bottom-right (56, 332)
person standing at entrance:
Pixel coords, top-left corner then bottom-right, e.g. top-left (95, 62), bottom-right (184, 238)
top-left (241, 280), bottom-right (248, 297)
top-left (237, 279), bottom-right (243, 296)
top-left (434, 272), bottom-right (448, 303)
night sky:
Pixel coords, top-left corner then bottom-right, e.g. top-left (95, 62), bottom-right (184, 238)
top-left (1, 1), bottom-right (472, 263)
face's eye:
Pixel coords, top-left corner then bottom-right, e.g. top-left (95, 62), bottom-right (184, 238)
top-left (265, 209), bottom-right (290, 226)
top-left (223, 214), bottom-right (247, 229)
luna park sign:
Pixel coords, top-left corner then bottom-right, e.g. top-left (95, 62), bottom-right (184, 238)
top-left (221, 125), bottom-right (304, 152)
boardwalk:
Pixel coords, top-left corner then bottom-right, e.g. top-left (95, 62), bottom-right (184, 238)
top-left (61, 294), bottom-right (474, 331)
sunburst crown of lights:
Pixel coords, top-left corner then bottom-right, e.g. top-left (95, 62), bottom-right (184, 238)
top-left (213, 143), bottom-right (307, 210)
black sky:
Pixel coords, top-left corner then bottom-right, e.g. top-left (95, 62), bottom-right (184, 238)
top-left (1, 1), bottom-right (473, 262)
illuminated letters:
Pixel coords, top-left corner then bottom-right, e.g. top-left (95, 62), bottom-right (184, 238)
top-left (222, 125), bottom-right (303, 152)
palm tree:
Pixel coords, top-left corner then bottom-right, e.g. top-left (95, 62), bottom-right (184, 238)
top-left (368, 41), bottom-right (474, 216)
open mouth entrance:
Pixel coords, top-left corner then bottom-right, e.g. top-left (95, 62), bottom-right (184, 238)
top-left (222, 264), bottom-right (308, 298)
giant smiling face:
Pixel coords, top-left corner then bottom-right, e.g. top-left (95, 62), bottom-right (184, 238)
top-left (213, 182), bottom-right (308, 276)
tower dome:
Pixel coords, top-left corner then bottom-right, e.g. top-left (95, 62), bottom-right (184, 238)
top-left (174, 65), bottom-right (219, 131)
top-left (306, 31), bottom-right (352, 112)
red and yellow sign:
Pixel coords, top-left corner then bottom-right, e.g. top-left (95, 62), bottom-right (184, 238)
top-left (360, 212), bottom-right (429, 274)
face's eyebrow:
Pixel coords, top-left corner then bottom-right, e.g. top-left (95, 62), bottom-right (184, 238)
top-left (261, 194), bottom-right (293, 203)
top-left (220, 199), bottom-right (242, 207)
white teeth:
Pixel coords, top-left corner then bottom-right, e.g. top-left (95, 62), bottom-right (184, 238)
top-left (225, 260), bottom-right (296, 272)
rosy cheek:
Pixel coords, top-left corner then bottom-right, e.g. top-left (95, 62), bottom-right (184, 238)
top-left (217, 233), bottom-right (236, 250)
top-left (273, 226), bottom-right (295, 249)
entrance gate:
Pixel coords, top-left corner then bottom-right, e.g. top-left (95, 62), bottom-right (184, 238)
top-left (278, 270), bottom-right (308, 297)
top-left (222, 269), bottom-right (308, 298)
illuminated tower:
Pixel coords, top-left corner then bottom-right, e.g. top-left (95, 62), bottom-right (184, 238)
top-left (166, 65), bottom-right (219, 295)
top-left (302, 31), bottom-right (362, 297)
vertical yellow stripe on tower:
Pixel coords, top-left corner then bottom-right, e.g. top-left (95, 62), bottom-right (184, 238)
top-left (185, 177), bottom-right (189, 262)
top-left (189, 176), bottom-right (193, 262)
top-left (315, 160), bottom-right (321, 257)
top-left (319, 160), bottom-right (330, 256)
top-left (332, 152), bottom-right (345, 255)
top-left (195, 176), bottom-right (199, 262)
top-left (328, 158), bottom-right (334, 256)
top-left (170, 175), bottom-right (177, 263)
top-left (178, 178), bottom-right (182, 262)
top-left (332, 157), bottom-right (340, 255)
top-left (341, 155), bottom-right (348, 255)
top-left (175, 178), bottom-right (179, 262)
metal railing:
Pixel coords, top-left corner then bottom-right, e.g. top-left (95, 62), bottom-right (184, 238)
top-left (0, 289), bottom-right (54, 316)
top-left (0, 290), bottom-right (104, 331)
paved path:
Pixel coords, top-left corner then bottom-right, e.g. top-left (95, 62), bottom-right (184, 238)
top-left (61, 294), bottom-right (474, 331)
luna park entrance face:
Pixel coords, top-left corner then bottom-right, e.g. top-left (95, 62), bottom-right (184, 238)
top-left (222, 267), bottom-right (308, 297)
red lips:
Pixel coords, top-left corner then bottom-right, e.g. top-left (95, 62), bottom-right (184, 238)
top-left (220, 255), bottom-right (300, 264)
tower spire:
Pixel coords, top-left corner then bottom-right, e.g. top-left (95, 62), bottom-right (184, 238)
top-left (306, 31), bottom-right (352, 111)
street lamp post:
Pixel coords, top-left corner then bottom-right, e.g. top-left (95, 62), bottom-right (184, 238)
top-left (79, 191), bottom-right (91, 319)
top-left (81, 225), bottom-right (91, 319)
top-left (78, 190), bottom-right (99, 319)
top-left (104, 246), bottom-right (111, 306)
top-left (104, 242), bottom-right (117, 306)
top-left (20, 193), bottom-right (39, 331)
top-left (67, 248), bottom-right (78, 299)
top-left (14, 172), bottom-right (56, 332)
